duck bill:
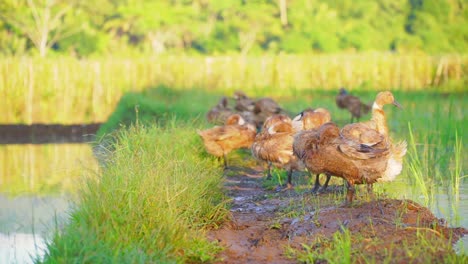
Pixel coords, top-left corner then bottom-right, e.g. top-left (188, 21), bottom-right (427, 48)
top-left (392, 100), bottom-right (403, 109)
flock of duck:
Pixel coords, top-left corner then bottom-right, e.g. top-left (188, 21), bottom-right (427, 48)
top-left (198, 90), bottom-right (407, 205)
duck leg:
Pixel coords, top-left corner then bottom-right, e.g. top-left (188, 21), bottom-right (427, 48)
top-left (367, 183), bottom-right (375, 200)
top-left (266, 162), bottom-right (272, 179)
top-left (223, 154), bottom-right (228, 169)
top-left (319, 173), bottom-right (332, 192)
top-left (286, 168), bottom-right (294, 189)
top-left (344, 181), bottom-right (355, 206)
top-left (311, 174), bottom-right (321, 193)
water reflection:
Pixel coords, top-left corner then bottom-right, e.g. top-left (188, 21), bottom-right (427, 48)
top-left (0, 195), bottom-right (71, 264)
top-left (0, 143), bottom-right (97, 263)
top-left (0, 144), bottom-right (98, 194)
top-left (383, 178), bottom-right (468, 228)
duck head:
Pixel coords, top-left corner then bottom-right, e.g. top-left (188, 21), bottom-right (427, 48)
top-left (374, 91), bottom-right (402, 110)
top-left (339, 87), bottom-right (348, 95)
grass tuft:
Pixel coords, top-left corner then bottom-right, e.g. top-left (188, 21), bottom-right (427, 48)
top-left (39, 122), bottom-right (229, 263)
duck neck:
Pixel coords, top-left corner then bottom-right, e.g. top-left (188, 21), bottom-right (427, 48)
top-left (371, 102), bottom-right (389, 138)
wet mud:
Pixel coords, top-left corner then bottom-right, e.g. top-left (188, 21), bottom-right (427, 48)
top-left (208, 167), bottom-right (467, 263)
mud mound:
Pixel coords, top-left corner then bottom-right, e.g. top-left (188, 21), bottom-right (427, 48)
top-left (208, 167), bottom-right (467, 263)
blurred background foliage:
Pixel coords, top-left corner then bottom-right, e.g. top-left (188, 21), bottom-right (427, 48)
top-left (0, 0), bottom-right (466, 57)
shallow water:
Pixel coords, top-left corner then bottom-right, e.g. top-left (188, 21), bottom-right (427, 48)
top-left (0, 195), bottom-right (71, 264)
top-left (0, 143), bottom-right (96, 263)
top-left (0, 143), bottom-right (466, 262)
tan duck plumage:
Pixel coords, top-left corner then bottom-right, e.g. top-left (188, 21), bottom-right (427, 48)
top-left (292, 108), bottom-right (333, 193)
top-left (198, 114), bottom-right (256, 169)
top-left (295, 91), bottom-right (407, 204)
top-left (251, 114), bottom-right (303, 189)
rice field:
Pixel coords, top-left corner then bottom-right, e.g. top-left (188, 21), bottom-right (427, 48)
top-left (1, 53), bottom-right (466, 124)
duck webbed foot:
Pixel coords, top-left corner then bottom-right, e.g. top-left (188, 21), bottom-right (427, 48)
top-left (342, 181), bottom-right (355, 206)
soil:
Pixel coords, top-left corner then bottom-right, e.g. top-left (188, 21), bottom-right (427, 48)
top-left (0, 123), bottom-right (101, 144)
top-left (208, 166), bottom-right (468, 263)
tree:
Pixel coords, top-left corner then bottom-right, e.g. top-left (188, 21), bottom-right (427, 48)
top-left (0, 0), bottom-right (81, 57)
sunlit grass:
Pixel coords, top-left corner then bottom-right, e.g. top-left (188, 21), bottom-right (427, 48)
top-left (1, 54), bottom-right (466, 123)
top-left (39, 123), bottom-right (229, 263)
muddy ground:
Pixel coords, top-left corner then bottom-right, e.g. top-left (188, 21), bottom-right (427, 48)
top-left (208, 166), bottom-right (467, 263)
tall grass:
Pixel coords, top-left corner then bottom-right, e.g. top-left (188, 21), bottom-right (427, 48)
top-left (39, 123), bottom-right (229, 263)
top-left (1, 53), bottom-right (466, 124)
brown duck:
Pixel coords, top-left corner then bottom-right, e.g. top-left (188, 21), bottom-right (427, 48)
top-left (252, 97), bottom-right (287, 128)
top-left (251, 114), bottom-right (303, 189)
top-left (292, 108), bottom-right (333, 193)
top-left (206, 97), bottom-right (235, 124)
top-left (233, 91), bottom-right (255, 112)
top-left (336, 87), bottom-right (371, 122)
top-left (198, 114), bottom-right (256, 169)
top-left (294, 91), bottom-right (407, 204)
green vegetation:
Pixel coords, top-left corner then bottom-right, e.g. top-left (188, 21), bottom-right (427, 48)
top-left (35, 87), bottom-right (466, 262)
top-left (40, 123), bottom-right (228, 263)
top-left (0, 0), bottom-right (466, 56)
top-left (1, 54), bottom-right (465, 124)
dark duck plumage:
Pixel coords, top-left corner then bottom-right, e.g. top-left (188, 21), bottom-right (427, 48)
top-left (336, 87), bottom-right (371, 122)
top-left (206, 96), bottom-right (235, 125)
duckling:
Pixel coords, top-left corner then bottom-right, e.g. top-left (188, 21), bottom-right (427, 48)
top-left (251, 114), bottom-right (303, 189)
top-left (206, 97), bottom-right (235, 124)
top-left (295, 91), bottom-right (406, 204)
top-left (234, 91), bottom-right (255, 112)
top-left (336, 87), bottom-right (371, 122)
top-left (292, 108), bottom-right (333, 193)
top-left (198, 114), bottom-right (256, 169)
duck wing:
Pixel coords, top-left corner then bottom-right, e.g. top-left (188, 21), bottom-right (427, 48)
top-left (340, 123), bottom-right (386, 147)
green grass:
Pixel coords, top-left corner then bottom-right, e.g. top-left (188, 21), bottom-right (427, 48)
top-left (39, 123), bottom-right (229, 263)
top-left (34, 86), bottom-right (467, 262)
top-left (1, 54), bottom-right (466, 124)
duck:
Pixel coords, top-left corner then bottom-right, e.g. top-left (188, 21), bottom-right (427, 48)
top-left (294, 91), bottom-right (407, 204)
top-left (233, 91), bottom-right (287, 129)
top-left (233, 91), bottom-right (255, 112)
top-left (336, 87), bottom-right (371, 122)
top-left (251, 114), bottom-right (303, 189)
top-left (206, 96), bottom-right (235, 124)
top-left (292, 108), bottom-right (333, 193)
top-left (252, 97), bottom-right (287, 129)
top-left (198, 114), bottom-right (256, 169)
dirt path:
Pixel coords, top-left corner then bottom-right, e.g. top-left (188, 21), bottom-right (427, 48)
top-left (208, 167), bottom-right (467, 263)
